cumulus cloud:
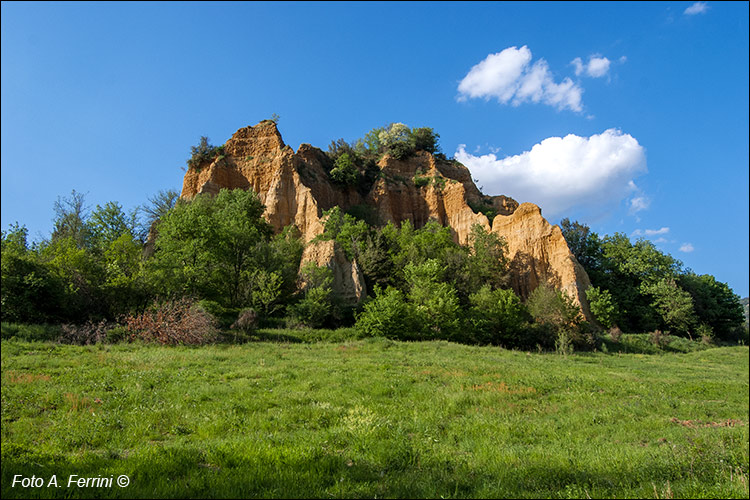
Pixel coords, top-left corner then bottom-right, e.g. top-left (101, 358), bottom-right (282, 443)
top-left (572, 55), bottom-right (612, 78)
top-left (455, 129), bottom-right (647, 218)
top-left (679, 243), bottom-right (695, 253)
top-left (684, 2), bottom-right (708, 15)
top-left (458, 46), bottom-right (583, 112)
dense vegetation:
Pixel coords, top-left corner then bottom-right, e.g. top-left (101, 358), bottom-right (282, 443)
top-left (1, 126), bottom-right (746, 351)
top-left (560, 219), bottom-right (747, 343)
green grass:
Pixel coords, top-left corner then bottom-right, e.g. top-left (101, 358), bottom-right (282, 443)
top-left (2, 338), bottom-right (748, 498)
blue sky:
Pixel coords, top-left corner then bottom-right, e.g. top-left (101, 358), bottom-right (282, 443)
top-left (2, 1), bottom-right (748, 297)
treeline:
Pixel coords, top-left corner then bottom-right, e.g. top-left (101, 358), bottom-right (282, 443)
top-left (3, 185), bottom-right (746, 350)
top-left (561, 219), bottom-right (746, 342)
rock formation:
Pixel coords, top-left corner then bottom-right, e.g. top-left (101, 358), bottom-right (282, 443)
top-left (491, 203), bottom-right (593, 319)
top-left (300, 239), bottom-right (367, 303)
top-left (180, 120), bottom-right (592, 315)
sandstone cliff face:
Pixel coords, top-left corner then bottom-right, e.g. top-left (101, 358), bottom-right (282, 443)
top-left (180, 121), bottom-right (591, 314)
top-left (299, 239), bottom-right (367, 303)
top-left (491, 203), bottom-right (592, 318)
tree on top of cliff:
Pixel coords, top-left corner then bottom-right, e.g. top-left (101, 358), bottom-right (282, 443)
top-left (186, 136), bottom-right (224, 171)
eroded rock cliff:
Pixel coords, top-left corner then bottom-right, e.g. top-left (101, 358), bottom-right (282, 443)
top-left (180, 120), bottom-right (591, 313)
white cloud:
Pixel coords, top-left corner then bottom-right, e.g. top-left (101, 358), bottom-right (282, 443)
top-left (587, 56), bottom-right (611, 78)
top-left (653, 237), bottom-right (668, 244)
top-left (679, 243), bottom-right (695, 253)
top-left (458, 46), bottom-right (583, 112)
top-left (633, 228), bottom-right (669, 236)
top-left (684, 2), bottom-right (708, 15)
top-left (571, 57), bottom-right (584, 76)
top-left (629, 195), bottom-right (650, 214)
top-left (571, 55), bottom-right (612, 78)
top-left (455, 128), bottom-right (647, 218)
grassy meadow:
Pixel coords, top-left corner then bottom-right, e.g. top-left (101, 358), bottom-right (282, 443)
top-left (1, 334), bottom-right (748, 499)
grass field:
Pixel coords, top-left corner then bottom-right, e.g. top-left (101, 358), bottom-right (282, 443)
top-left (1, 336), bottom-right (748, 498)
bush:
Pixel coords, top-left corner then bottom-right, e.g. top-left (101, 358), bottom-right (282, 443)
top-left (1, 323), bottom-right (62, 342)
top-left (411, 127), bottom-right (441, 155)
top-left (649, 329), bottom-right (668, 348)
top-left (197, 300), bottom-right (238, 329)
top-left (289, 287), bottom-right (332, 328)
top-left (232, 308), bottom-right (258, 333)
top-left (60, 320), bottom-right (111, 345)
top-left (186, 136), bottom-right (224, 171)
top-left (527, 285), bottom-right (581, 330)
top-left (124, 298), bottom-right (218, 345)
top-left (355, 286), bottom-right (417, 339)
top-left (696, 323), bottom-right (714, 345)
top-left (468, 285), bottom-right (528, 346)
top-left (608, 325), bottom-right (623, 343)
top-left (586, 286), bottom-right (615, 329)
top-left (413, 175), bottom-right (430, 188)
top-left (329, 152), bottom-right (359, 185)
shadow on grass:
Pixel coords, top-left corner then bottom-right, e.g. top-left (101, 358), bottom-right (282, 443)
top-left (2, 440), bottom-right (737, 499)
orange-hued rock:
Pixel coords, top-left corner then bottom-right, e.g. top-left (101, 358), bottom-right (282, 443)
top-left (179, 120), bottom-right (592, 317)
top-left (491, 203), bottom-right (592, 316)
top-left (299, 239), bottom-right (367, 303)
top-left (366, 153), bottom-right (491, 245)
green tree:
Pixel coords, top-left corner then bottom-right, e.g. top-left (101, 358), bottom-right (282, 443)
top-left (52, 190), bottom-right (92, 249)
top-left (89, 201), bottom-right (137, 250)
top-left (150, 188), bottom-right (272, 307)
top-left (585, 286), bottom-right (616, 329)
top-left (379, 123), bottom-right (415, 160)
top-left (355, 286), bottom-right (417, 339)
top-left (290, 263), bottom-right (333, 328)
top-left (678, 272), bottom-right (745, 340)
top-left (136, 188), bottom-right (180, 241)
top-left (1, 224), bottom-right (64, 323)
top-left (411, 127), bottom-right (441, 155)
top-left (187, 136), bottom-right (223, 170)
top-left (329, 152), bottom-right (359, 185)
top-left (405, 259), bottom-right (463, 341)
top-left (469, 285), bottom-right (528, 345)
top-left (642, 277), bottom-right (696, 335)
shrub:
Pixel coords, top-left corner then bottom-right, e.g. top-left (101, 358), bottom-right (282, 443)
top-left (696, 323), bottom-right (714, 345)
top-left (60, 320), bottom-right (111, 345)
top-left (232, 308), bottom-right (258, 333)
top-left (289, 287), bottom-right (332, 329)
top-left (586, 286), bottom-right (615, 329)
top-left (555, 329), bottom-right (574, 356)
top-left (608, 325), bottom-right (623, 343)
top-left (649, 329), bottom-right (668, 348)
top-left (468, 285), bottom-right (528, 346)
top-left (124, 298), bottom-right (218, 345)
top-left (355, 286), bottom-right (417, 339)
top-left (186, 136), bottom-right (224, 171)
top-left (329, 152), bottom-right (359, 185)
top-left (527, 285), bottom-right (581, 331)
top-left (1, 323), bottom-right (62, 342)
top-left (411, 127), bottom-right (441, 155)
top-left (413, 175), bottom-right (430, 188)
top-left (105, 325), bottom-right (129, 343)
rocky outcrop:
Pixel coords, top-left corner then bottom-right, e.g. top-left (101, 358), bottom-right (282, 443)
top-left (491, 203), bottom-right (592, 317)
top-left (180, 120), bottom-right (592, 315)
top-left (299, 239), bottom-right (367, 303)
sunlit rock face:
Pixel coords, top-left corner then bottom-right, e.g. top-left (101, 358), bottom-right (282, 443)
top-left (180, 120), bottom-right (591, 315)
